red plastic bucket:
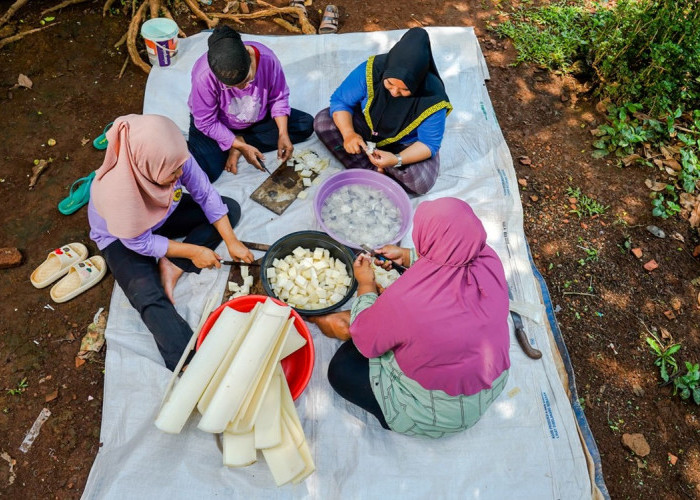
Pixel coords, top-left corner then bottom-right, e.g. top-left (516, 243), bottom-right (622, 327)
top-left (196, 295), bottom-right (314, 400)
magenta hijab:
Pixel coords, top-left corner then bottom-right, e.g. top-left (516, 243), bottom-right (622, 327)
top-left (350, 197), bottom-right (511, 396)
top-left (91, 114), bottom-right (190, 239)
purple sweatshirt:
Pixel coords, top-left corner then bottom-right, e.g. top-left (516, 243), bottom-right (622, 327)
top-left (88, 156), bottom-right (228, 258)
top-left (188, 41), bottom-right (291, 151)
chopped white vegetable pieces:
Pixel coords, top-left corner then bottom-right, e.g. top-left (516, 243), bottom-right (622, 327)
top-left (267, 246), bottom-right (351, 310)
top-left (320, 184), bottom-right (402, 247)
top-left (372, 263), bottom-right (401, 289)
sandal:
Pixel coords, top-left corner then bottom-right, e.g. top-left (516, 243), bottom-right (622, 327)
top-left (30, 243), bottom-right (89, 289)
top-left (289, 0), bottom-right (306, 16)
top-left (50, 256), bottom-right (107, 304)
top-left (58, 171), bottom-right (96, 215)
top-left (92, 122), bottom-right (114, 151)
top-left (318, 4), bottom-right (339, 34)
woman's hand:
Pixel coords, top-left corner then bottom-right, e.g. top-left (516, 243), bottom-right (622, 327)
top-left (191, 246), bottom-right (222, 269)
top-left (343, 132), bottom-right (367, 155)
top-left (353, 253), bottom-right (377, 294)
top-left (227, 240), bottom-right (255, 264)
top-left (233, 137), bottom-right (265, 172)
top-left (376, 245), bottom-right (410, 269)
top-left (277, 133), bottom-right (293, 163)
top-left (367, 150), bottom-right (400, 173)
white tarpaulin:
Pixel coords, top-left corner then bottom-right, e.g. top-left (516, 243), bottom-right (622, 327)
top-left (83, 28), bottom-right (601, 499)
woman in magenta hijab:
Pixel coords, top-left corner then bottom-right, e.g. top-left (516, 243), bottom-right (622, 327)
top-left (88, 114), bottom-right (254, 370)
top-left (311, 197), bottom-right (510, 437)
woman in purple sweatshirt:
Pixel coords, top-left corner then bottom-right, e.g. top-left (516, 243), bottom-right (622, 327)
top-left (187, 26), bottom-right (314, 182)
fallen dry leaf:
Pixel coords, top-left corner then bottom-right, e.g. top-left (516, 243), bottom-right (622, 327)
top-left (45, 389), bottom-right (59, 402)
top-left (663, 158), bottom-right (681, 171)
top-left (75, 357), bottom-right (86, 368)
top-left (645, 179), bottom-right (667, 192)
top-left (17, 73), bottom-right (32, 89)
top-left (660, 145), bottom-right (674, 160)
top-left (660, 327), bottom-right (672, 340)
top-left (663, 310), bottom-right (676, 320)
top-left (665, 166), bottom-right (679, 177)
top-left (670, 232), bottom-right (685, 243)
top-left (530, 195), bottom-right (539, 202)
top-left (643, 259), bottom-right (658, 271)
top-left (680, 192), bottom-right (696, 210)
top-left (670, 297), bottom-right (682, 311)
top-left (694, 245), bottom-right (700, 257)
top-left (622, 154), bottom-right (641, 166)
top-left (519, 156), bottom-right (532, 165)
top-left (518, 178), bottom-right (527, 187)
top-left (28, 160), bottom-right (50, 190)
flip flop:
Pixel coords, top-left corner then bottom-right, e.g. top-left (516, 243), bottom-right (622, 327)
top-left (92, 122), bottom-right (114, 150)
top-left (50, 256), bottom-right (107, 304)
top-left (30, 243), bottom-right (89, 289)
top-left (318, 5), bottom-right (339, 34)
top-left (289, 0), bottom-right (306, 15)
top-left (58, 171), bottom-right (96, 215)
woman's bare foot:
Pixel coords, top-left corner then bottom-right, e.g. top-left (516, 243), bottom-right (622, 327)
top-left (159, 257), bottom-right (184, 305)
top-left (307, 311), bottom-right (351, 341)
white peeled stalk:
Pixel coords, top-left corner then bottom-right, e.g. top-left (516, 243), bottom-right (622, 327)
top-left (158, 294), bottom-right (218, 411)
top-left (254, 371), bottom-right (282, 449)
top-left (228, 318), bottom-right (294, 433)
top-left (280, 323), bottom-right (307, 359)
top-left (279, 366), bottom-right (316, 483)
top-left (222, 430), bottom-right (257, 467)
top-left (197, 303), bottom-right (261, 414)
top-left (155, 307), bottom-right (250, 434)
top-left (261, 415), bottom-right (306, 486)
top-left (198, 299), bottom-right (291, 433)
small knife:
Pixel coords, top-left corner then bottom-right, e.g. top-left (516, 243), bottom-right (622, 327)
top-left (510, 309), bottom-right (543, 360)
top-left (219, 259), bottom-right (262, 266)
top-left (258, 158), bottom-right (272, 175)
top-left (359, 244), bottom-right (407, 274)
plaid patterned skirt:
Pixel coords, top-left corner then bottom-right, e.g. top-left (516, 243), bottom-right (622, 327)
top-left (313, 108), bottom-right (440, 195)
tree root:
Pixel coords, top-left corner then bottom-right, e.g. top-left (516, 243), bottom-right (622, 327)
top-left (114, 30), bottom-right (127, 48)
top-left (160, 5), bottom-right (187, 37)
top-left (103, 0), bottom-right (117, 17)
top-left (256, 0), bottom-right (315, 34)
top-left (272, 17), bottom-right (300, 33)
top-left (118, 55), bottom-right (129, 78)
top-left (127, 0), bottom-right (150, 74)
top-left (0, 0), bottom-right (29, 29)
top-left (0, 23), bottom-right (58, 50)
top-left (181, 0), bottom-right (219, 29)
top-left (211, 5), bottom-right (315, 34)
top-left (41, 0), bottom-right (90, 16)
top-left (149, 0), bottom-right (159, 20)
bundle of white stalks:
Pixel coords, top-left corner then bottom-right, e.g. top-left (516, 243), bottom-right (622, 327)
top-left (228, 265), bottom-right (254, 298)
top-left (155, 298), bottom-right (314, 486)
top-left (267, 246), bottom-right (352, 310)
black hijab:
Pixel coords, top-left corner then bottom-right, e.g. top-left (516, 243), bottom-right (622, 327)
top-left (207, 25), bottom-right (251, 86)
top-left (366, 28), bottom-right (450, 143)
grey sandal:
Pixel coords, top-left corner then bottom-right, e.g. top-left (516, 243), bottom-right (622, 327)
top-left (318, 4), bottom-right (339, 34)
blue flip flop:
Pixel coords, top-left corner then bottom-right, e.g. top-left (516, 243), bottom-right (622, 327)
top-left (92, 122), bottom-right (113, 150)
top-left (58, 171), bottom-right (96, 215)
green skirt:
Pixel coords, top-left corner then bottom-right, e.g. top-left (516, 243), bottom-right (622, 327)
top-left (368, 351), bottom-right (509, 438)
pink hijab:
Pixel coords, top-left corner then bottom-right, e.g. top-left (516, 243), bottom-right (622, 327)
top-left (91, 114), bottom-right (190, 239)
top-left (350, 197), bottom-right (511, 396)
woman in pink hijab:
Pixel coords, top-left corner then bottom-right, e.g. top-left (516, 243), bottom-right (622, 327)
top-left (311, 197), bottom-right (510, 437)
top-left (88, 114), bottom-right (254, 370)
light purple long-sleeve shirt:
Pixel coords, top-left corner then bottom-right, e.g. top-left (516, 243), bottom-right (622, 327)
top-left (188, 41), bottom-right (291, 151)
top-left (88, 156), bottom-right (228, 258)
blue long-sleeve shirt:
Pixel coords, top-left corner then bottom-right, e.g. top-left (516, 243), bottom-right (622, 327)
top-left (329, 61), bottom-right (447, 156)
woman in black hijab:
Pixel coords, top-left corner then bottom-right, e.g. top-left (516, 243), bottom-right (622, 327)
top-left (314, 28), bottom-right (451, 194)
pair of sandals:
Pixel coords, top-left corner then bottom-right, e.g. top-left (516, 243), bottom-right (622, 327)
top-left (290, 1), bottom-right (339, 34)
top-left (30, 243), bottom-right (107, 303)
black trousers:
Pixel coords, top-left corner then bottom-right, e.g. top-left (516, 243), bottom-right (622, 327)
top-left (328, 341), bottom-right (390, 429)
top-left (187, 110), bottom-right (314, 183)
top-left (102, 195), bottom-right (241, 370)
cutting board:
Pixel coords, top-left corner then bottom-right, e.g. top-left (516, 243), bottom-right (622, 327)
top-left (249, 162), bottom-right (317, 215)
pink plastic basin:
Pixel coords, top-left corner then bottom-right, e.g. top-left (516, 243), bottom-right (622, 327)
top-left (313, 169), bottom-right (412, 249)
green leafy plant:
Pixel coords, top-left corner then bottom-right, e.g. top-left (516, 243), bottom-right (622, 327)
top-left (6, 377), bottom-right (28, 396)
top-left (567, 187), bottom-right (609, 217)
top-left (646, 336), bottom-right (680, 382)
top-left (673, 362), bottom-right (700, 404)
top-left (576, 237), bottom-right (599, 266)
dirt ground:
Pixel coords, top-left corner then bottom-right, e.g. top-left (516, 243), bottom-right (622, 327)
top-left (0, 1), bottom-right (699, 499)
